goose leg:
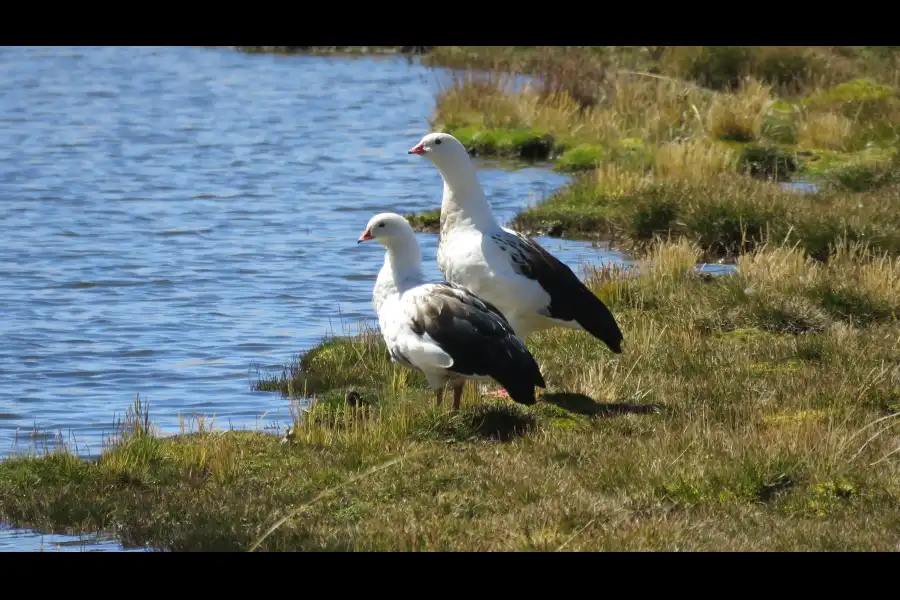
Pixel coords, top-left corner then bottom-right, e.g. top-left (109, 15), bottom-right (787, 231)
top-left (451, 380), bottom-right (465, 413)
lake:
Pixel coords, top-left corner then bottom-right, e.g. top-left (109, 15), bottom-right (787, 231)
top-left (0, 46), bottom-right (642, 551)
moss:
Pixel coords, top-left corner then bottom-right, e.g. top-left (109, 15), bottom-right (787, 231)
top-left (554, 144), bottom-right (608, 172)
top-left (253, 330), bottom-right (429, 398)
top-left (426, 46), bottom-right (900, 258)
top-left (428, 47), bottom-right (900, 258)
top-left (784, 479), bottom-right (860, 517)
top-left (423, 47), bottom-right (899, 98)
top-left (441, 125), bottom-right (556, 160)
top-left (508, 175), bottom-right (630, 243)
top-left (657, 465), bottom-right (798, 509)
top-left (554, 139), bottom-right (656, 174)
top-left (749, 359), bottom-right (807, 376)
top-left (405, 208), bottom-right (441, 233)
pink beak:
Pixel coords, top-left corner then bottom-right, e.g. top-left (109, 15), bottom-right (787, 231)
top-left (408, 142), bottom-right (425, 155)
top-left (358, 228), bottom-right (373, 244)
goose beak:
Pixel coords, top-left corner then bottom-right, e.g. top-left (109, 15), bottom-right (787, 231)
top-left (358, 228), bottom-right (373, 244)
top-left (408, 142), bottom-right (425, 155)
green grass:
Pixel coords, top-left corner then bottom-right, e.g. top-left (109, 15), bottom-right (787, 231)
top-left (2, 239), bottom-right (899, 551)
top-left (446, 126), bottom-right (558, 160)
top-left (403, 208), bottom-right (441, 233)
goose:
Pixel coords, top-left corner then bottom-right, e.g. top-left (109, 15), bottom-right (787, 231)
top-left (358, 212), bottom-right (546, 412)
top-left (407, 132), bottom-right (624, 392)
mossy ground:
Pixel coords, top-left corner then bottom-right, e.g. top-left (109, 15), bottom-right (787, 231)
top-left (2, 239), bottom-right (899, 551)
top-left (403, 208), bottom-right (441, 234)
top-left (406, 47), bottom-right (900, 257)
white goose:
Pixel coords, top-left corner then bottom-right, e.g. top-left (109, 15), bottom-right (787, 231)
top-left (357, 212), bottom-right (546, 413)
top-left (407, 132), bottom-right (624, 362)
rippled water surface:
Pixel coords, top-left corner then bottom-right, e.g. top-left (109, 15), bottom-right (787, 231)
top-left (0, 46), bottom-right (641, 550)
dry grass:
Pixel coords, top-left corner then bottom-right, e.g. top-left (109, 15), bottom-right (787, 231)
top-left (433, 70), bottom-right (713, 151)
top-left (2, 240), bottom-right (899, 551)
top-left (433, 65), bottom-right (897, 156)
top-left (654, 138), bottom-right (739, 183)
top-left (797, 110), bottom-right (855, 150)
top-left (425, 54), bottom-right (900, 259)
top-left (418, 48), bottom-right (900, 214)
top-left (423, 46), bottom-right (898, 98)
top-left (705, 78), bottom-right (774, 142)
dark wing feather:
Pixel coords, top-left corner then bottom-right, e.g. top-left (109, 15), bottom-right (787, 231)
top-left (408, 283), bottom-right (546, 405)
top-left (439, 281), bottom-right (515, 328)
top-left (497, 230), bottom-right (623, 353)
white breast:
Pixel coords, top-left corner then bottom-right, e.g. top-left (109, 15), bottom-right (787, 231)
top-left (438, 228), bottom-right (551, 336)
top-left (372, 261), bottom-right (397, 314)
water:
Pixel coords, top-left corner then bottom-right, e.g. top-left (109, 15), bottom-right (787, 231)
top-left (0, 46), bottom-right (637, 550)
top-left (0, 524), bottom-right (149, 552)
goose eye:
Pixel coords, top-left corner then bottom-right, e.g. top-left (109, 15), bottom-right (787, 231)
top-left (378, 223), bottom-right (386, 228)
top-left (434, 139), bottom-right (442, 145)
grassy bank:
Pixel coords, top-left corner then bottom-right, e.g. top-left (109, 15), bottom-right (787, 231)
top-left (2, 239), bottom-right (899, 551)
top-left (511, 155), bottom-right (900, 261)
top-left (404, 47), bottom-right (900, 260)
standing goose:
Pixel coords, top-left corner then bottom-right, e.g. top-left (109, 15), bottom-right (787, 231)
top-left (358, 212), bottom-right (546, 413)
top-left (408, 132), bottom-right (624, 357)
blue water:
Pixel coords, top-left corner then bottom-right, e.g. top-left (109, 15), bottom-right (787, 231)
top-left (0, 46), bottom-right (640, 550)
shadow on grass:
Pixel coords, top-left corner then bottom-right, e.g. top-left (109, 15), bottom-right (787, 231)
top-left (540, 392), bottom-right (664, 418)
top-left (417, 402), bottom-right (538, 443)
top-left (465, 403), bottom-right (537, 441)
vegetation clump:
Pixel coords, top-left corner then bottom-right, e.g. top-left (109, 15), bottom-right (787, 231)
top-left (403, 208), bottom-right (441, 233)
